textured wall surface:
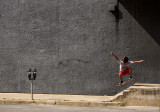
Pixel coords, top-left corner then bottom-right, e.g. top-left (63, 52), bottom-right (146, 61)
top-left (0, 0), bottom-right (159, 95)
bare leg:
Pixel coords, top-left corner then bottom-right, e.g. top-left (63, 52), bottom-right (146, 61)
top-left (119, 73), bottom-right (123, 81)
top-left (129, 68), bottom-right (132, 77)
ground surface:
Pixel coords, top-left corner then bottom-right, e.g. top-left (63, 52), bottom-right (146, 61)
top-left (0, 104), bottom-right (158, 112)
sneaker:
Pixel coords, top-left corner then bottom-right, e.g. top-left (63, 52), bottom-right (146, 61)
top-left (129, 76), bottom-right (132, 80)
top-left (119, 81), bottom-right (123, 85)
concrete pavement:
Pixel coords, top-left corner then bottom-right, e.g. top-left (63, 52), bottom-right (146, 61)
top-left (0, 83), bottom-right (159, 107)
top-left (0, 104), bottom-right (158, 112)
top-left (0, 93), bottom-right (119, 107)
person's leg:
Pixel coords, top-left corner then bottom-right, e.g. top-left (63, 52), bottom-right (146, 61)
top-left (129, 68), bottom-right (132, 79)
top-left (119, 73), bottom-right (122, 81)
top-left (119, 73), bottom-right (123, 84)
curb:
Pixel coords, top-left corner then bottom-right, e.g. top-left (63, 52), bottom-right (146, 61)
top-left (56, 101), bottom-right (89, 106)
top-left (0, 99), bottom-right (33, 105)
top-left (0, 99), bottom-right (120, 107)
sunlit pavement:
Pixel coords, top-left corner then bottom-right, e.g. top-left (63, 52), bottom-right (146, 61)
top-left (0, 104), bottom-right (158, 112)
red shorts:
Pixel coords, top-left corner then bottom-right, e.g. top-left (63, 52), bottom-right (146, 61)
top-left (119, 68), bottom-right (129, 76)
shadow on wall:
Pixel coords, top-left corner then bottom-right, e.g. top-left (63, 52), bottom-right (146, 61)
top-left (111, 4), bottom-right (123, 21)
top-left (119, 0), bottom-right (160, 45)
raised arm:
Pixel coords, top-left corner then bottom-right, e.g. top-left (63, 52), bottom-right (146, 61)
top-left (132, 60), bottom-right (144, 64)
top-left (110, 52), bottom-right (119, 61)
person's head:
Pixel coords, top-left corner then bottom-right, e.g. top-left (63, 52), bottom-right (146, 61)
top-left (123, 56), bottom-right (128, 63)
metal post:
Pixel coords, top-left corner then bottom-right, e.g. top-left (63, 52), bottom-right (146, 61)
top-left (28, 69), bottom-right (36, 100)
top-left (31, 79), bottom-right (33, 100)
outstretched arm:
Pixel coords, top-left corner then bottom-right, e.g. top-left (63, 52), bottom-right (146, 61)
top-left (132, 60), bottom-right (144, 64)
top-left (110, 52), bottom-right (119, 61)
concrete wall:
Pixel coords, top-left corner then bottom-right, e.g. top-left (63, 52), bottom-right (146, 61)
top-left (0, 0), bottom-right (159, 95)
top-left (113, 83), bottom-right (160, 107)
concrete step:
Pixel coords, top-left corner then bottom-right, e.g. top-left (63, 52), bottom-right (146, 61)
top-left (111, 83), bottom-right (160, 107)
top-left (0, 99), bottom-right (120, 107)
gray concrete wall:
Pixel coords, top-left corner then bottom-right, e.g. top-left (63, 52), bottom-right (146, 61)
top-left (0, 0), bottom-right (159, 95)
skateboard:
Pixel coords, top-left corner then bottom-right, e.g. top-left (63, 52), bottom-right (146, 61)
top-left (117, 78), bottom-right (133, 86)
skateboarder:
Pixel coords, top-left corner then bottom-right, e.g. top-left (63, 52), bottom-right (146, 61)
top-left (110, 52), bottom-right (144, 85)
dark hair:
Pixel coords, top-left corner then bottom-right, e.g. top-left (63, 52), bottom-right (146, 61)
top-left (123, 56), bottom-right (128, 63)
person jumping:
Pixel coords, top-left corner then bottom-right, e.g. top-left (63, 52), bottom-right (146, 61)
top-left (110, 52), bottom-right (144, 85)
